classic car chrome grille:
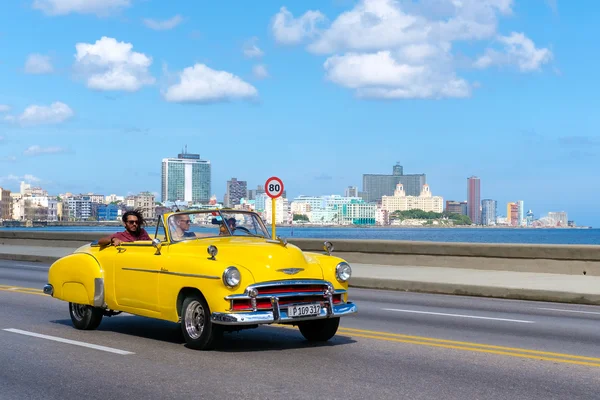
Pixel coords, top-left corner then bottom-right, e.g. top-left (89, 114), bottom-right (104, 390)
top-left (226, 280), bottom-right (346, 312)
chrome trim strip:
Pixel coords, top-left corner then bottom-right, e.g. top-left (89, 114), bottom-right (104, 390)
top-left (93, 278), bottom-right (105, 307)
top-left (246, 279), bottom-right (333, 289)
top-left (122, 267), bottom-right (160, 274)
top-left (121, 267), bottom-right (218, 280)
top-left (225, 289), bottom-right (347, 301)
top-left (161, 271), bottom-right (220, 280)
top-left (43, 284), bottom-right (53, 296)
top-left (211, 302), bottom-right (357, 325)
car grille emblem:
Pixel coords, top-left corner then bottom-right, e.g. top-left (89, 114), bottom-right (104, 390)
top-left (277, 268), bottom-right (304, 275)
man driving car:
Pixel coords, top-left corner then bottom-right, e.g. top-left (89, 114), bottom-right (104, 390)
top-left (98, 209), bottom-right (151, 246)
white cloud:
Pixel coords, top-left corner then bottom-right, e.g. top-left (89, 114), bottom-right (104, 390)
top-left (74, 36), bottom-right (155, 91)
top-left (271, 0), bottom-right (551, 100)
top-left (243, 37), bottom-right (264, 58)
top-left (0, 174), bottom-right (41, 183)
top-left (474, 32), bottom-right (553, 72)
top-left (143, 15), bottom-right (183, 31)
top-left (33, 0), bottom-right (130, 16)
top-left (0, 156), bottom-right (17, 162)
top-left (163, 63), bottom-right (258, 103)
top-left (271, 6), bottom-right (326, 45)
top-left (25, 53), bottom-right (54, 74)
top-left (0, 105), bottom-right (10, 112)
top-left (324, 50), bottom-right (470, 99)
top-left (252, 64), bottom-right (269, 79)
top-left (23, 145), bottom-right (67, 156)
top-left (4, 102), bottom-right (74, 126)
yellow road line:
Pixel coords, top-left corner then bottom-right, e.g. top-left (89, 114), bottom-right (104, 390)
top-left (275, 324), bottom-right (600, 367)
top-left (337, 327), bottom-right (600, 362)
top-left (0, 287), bottom-right (47, 297)
top-left (341, 331), bottom-right (600, 368)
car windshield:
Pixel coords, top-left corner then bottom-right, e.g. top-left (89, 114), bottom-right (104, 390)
top-left (167, 210), bottom-right (271, 243)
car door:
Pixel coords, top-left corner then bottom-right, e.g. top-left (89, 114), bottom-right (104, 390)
top-left (113, 241), bottom-right (162, 313)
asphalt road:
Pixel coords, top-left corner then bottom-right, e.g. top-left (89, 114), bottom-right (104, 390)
top-left (1, 259), bottom-right (599, 399)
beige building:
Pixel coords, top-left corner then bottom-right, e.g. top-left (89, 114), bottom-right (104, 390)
top-left (290, 202), bottom-right (311, 215)
top-left (135, 192), bottom-right (156, 220)
top-left (382, 184), bottom-right (444, 213)
top-left (0, 187), bottom-right (12, 220)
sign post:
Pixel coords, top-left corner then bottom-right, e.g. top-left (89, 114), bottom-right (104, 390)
top-left (264, 176), bottom-right (284, 238)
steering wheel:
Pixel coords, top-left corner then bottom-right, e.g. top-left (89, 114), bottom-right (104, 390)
top-left (233, 226), bottom-right (251, 234)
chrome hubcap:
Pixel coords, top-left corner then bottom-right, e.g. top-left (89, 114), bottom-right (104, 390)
top-left (71, 304), bottom-right (88, 321)
top-left (184, 301), bottom-right (205, 340)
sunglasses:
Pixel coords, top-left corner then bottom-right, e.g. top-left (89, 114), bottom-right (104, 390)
top-left (126, 220), bottom-right (139, 224)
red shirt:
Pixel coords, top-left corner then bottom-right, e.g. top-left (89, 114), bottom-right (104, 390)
top-left (110, 228), bottom-right (151, 242)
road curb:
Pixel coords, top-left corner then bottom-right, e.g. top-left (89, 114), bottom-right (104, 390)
top-left (349, 277), bottom-right (600, 306)
top-left (0, 253), bottom-right (59, 264)
top-left (2, 252), bottom-right (599, 306)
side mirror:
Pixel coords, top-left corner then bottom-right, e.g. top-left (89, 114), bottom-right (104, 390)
top-left (152, 238), bottom-right (162, 255)
top-left (323, 241), bottom-right (334, 255)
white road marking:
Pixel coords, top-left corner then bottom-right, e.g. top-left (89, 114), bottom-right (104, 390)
top-left (2, 329), bottom-right (135, 355)
top-left (382, 308), bottom-right (534, 323)
top-left (538, 307), bottom-right (600, 316)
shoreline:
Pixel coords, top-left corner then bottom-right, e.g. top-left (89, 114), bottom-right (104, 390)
top-left (0, 223), bottom-right (593, 230)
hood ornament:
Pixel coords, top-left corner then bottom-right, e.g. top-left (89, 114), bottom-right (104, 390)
top-left (277, 268), bottom-right (304, 275)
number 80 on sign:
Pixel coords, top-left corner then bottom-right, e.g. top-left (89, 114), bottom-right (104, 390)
top-left (265, 176), bottom-right (284, 199)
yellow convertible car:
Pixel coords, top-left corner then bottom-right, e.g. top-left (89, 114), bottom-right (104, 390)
top-left (43, 209), bottom-right (357, 350)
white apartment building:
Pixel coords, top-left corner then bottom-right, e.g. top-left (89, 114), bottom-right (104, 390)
top-left (105, 194), bottom-right (125, 204)
top-left (262, 196), bottom-right (290, 225)
top-left (381, 184), bottom-right (444, 213)
top-left (11, 196), bottom-right (58, 221)
top-left (548, 211), bottom-right (568, 226)
top-left (338, 202), bottom-right (377, 225)
top-left (376, 208), bottom-right (389, 226)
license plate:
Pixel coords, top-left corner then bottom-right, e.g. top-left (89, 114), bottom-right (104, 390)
top-left (288, 303), bottom-right (321, 318)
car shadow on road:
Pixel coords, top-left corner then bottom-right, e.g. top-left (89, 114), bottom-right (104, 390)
top-left (49, 316), bottom-right (357, 352)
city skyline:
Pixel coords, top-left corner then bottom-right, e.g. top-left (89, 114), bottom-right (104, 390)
top-left (0, 1), bottom-right (597, 226)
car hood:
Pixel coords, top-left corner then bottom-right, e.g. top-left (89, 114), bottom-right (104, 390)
top-left (184, 237), bottom-right (324, 281)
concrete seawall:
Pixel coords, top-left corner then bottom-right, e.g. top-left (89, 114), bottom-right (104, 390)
top-left (1, 231), bottom-right (599, 276)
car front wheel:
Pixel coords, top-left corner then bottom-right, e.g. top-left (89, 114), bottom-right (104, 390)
top-left (180, 294), bottom-right (221, 350)
top-left (298, 317), bottom-right (340, 342)
top-left (69, 302), bottom-right (103, 330)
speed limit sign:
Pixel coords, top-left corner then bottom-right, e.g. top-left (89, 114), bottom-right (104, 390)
top-left (265, 176), bottom-right (284, 199)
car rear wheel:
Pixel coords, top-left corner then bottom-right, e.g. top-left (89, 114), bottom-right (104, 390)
top-left (69, 302), bottom-right (103, 330)
top-left (298, 317), bottom-right (340, 342)
top-left (180, 294), bottom-right (221, 350)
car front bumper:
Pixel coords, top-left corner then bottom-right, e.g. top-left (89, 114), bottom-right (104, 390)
top-left (211, 301), bottom-right (357, 325)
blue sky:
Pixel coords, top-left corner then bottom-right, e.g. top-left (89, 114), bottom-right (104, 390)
top-left (0, 0), bottom-right (598, 226)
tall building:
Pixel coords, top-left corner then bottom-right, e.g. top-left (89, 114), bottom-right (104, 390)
top-left (517, 200), bottom-right (524, 226)
top-left (467, 176), bottom-right (481, 225)
top-left (481, 199), bottom-right (497, 226)
top-left (344, 186), bottom-right (358, 198)
top-left (161, 148), bottom-right (211, 204)
top-left (0, 187), bottom-right (12, 220)
top-left (225, 178), bottom-right (247, 208)
top-left (507, 202), bottom-right (519, 226)
top-left (362, 162), bottom-right (426, 203)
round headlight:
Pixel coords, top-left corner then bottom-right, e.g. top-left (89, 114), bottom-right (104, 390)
top-left (335, 262), bottom-right (352, 282)
top-left (222, 266), bottom-right (241, 288)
